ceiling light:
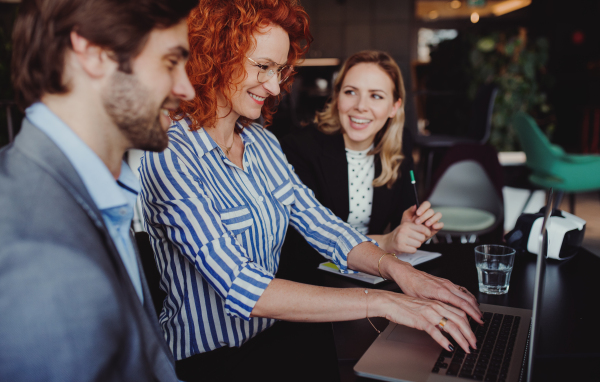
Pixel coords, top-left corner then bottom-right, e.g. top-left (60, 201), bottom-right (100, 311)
top-left (429, 10), bottom-right (439, 19)
top-left (492, 0), bottom-right (532, 16)
top-left (471, 12), bottom-right (480, 23)
top-left (450, 1), bottom-right (462, 9)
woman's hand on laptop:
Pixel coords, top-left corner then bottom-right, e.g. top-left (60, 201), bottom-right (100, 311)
top-left (347, 243), bottom-right (481, 352)
top-left (379, 256), bottom-right (483, 325)
top-left (370, 290), bottom-right (477, 353)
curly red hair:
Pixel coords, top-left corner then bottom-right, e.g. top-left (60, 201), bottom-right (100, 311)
top-left (173, 0), bottom-right (312, 130)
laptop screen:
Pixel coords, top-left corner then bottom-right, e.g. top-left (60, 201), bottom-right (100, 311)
top-left (526, 189), bottom-right (554, 382)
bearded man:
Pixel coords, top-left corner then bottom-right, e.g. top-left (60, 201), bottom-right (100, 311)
top-left (0, 0), bottom-right (196, 380)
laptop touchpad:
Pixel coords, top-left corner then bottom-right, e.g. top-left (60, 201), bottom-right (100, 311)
top-left (387, 324), bottom-right (438, 347)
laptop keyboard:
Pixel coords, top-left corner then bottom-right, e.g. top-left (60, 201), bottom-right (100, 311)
top-left (432, 311), bottom-right (521, 381)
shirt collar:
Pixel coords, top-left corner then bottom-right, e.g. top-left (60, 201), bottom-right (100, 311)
top-left (177, 117), bottom-right (256, 159)
top-left (26, 102), bottom-right (140, 211)
top-left (345, 143), bottom-right (375, 158)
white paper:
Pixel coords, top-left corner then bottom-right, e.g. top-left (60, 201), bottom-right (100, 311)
top-left (396, 250), bottom-right (442, 266)
top-left (318, 250), bottom-right (442, 284)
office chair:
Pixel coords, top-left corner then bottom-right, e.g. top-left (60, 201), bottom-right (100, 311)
top-left (135, 231), bottom-right (167, 318)
top-left (513, 112), bottom-right (600, 213)
top-left (417, 83), bottom-right (498, 190)
top-left (427, 143), bottom-right (504, 243)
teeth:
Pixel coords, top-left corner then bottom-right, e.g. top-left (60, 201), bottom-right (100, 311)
top-left (161, 109), bottom-right (170, 116)
top-left (249, 93), bottom-right (266, 102)
top-left (350, 116), bottom-right (371, 124)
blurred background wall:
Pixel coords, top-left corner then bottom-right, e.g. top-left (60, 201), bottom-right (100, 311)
top-left (3, 0), bottom-right (600, 156)
top-left (1, 0), bottom-right (599, 253)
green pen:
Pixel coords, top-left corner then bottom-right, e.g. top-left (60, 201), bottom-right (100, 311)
top-left (410, 170), bottom-right (420, 209)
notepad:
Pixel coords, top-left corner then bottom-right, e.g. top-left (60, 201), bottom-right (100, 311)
top-left (318, 250), bottom-right (442, 284)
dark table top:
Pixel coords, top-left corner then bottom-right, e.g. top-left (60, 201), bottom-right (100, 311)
top-left (311, 243), bottom-right (600, 382)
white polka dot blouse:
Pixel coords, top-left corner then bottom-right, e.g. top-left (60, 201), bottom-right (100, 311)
top-left (345, 145), bottom-right (375, 235)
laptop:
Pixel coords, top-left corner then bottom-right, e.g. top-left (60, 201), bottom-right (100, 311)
top-left (354, 190), bottom-right (555, 382)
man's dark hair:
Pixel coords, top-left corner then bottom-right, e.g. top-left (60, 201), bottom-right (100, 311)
top-left (11, 0), bottom-right (198, 110)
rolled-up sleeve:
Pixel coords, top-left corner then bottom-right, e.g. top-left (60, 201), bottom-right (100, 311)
top-left (140, 147), bottom-right (273, 321)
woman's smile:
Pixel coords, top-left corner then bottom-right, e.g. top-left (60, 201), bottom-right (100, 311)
top-left (348, 115), bottom-right (373, 130)
top-left (248, 91), bottom-right (266, 105)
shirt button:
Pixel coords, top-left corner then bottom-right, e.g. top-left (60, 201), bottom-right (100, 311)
top-left (119, 208), bottom-right (127, 216)
top-left (257, 196), bottom-right (264, 202)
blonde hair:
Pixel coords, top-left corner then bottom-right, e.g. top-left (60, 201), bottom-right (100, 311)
top-left (316, 50), bottom-right (406, 189)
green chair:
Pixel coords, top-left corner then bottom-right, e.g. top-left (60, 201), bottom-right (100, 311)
top-left (512, 112), bottom-right (600, 212)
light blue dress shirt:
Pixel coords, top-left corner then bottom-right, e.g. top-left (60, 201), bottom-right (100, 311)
top-left (26, 102), bottom-right (144, 303)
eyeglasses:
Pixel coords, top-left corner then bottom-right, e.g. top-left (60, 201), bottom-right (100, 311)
top-left (246, 57), bottom-right (294, 84)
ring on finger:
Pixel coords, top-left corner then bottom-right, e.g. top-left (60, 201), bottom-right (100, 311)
top-left (438, 317), bottom-right (448, 331)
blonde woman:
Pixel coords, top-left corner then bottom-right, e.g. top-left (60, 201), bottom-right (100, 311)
top-left (280, 51), bottom-right (443, 278)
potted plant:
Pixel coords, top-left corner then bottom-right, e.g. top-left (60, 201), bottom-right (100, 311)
top-left (468, 27), bottom-right (554, 152)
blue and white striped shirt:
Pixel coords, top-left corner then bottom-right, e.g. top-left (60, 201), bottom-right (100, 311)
top-left (139, 118), bottom-right (373, 360)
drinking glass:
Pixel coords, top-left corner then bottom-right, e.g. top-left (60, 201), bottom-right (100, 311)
top-left (474, 245), bottom-right (516, 295)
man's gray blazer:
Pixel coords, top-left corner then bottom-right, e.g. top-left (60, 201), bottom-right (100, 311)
top-left (0, 120), bottom-right (178, 381)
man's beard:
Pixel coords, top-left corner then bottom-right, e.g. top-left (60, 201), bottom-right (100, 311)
top-left (102, 70), bottom-right (172, 152)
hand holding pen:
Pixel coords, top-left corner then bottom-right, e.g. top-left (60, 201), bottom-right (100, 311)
top-left (369, 170), bottom-right (444, 254)
top-left (374, 202), bottom-right (443, 254)
top-left (409, 170), bottom-right (443, 231)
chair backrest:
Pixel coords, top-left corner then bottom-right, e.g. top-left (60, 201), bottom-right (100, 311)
top-left (426, 143), bottom-right (505, 240)
top-left (428, 160), bottom-right (503, 218)
top-left (512, 112), bottom-right (559, 174)
top-left (468, 83), bottom-right (498, 143)
top-left (429, 142), bottom-right (504, 196)
top-left (427, 143), bottom-right (504, 218)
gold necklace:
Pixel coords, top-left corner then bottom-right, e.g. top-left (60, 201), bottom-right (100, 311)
top-left (214, 133), bottom-right (235, 155)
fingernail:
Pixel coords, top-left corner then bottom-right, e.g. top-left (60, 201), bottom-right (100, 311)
top-left (448, 345), bottom-right (455, 352)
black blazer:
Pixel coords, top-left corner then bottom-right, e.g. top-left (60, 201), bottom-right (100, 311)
top-left (276, 125), bottom-right (415, 282)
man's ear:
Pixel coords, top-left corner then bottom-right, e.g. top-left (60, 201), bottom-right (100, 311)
top-left (69, 31), bottom-right (114, 78)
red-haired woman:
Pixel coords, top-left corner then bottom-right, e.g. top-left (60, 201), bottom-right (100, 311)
top-left (139, 1), bottom-right (481, 380)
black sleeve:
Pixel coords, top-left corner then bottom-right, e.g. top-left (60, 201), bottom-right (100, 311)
top-left (279, 127), bottom-right (321, 198)
top-left (390, 128), bottom-right (416, 229)
top-left (277, 127), bottom-right (329, 284)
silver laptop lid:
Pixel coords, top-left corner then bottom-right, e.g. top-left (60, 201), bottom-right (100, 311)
top-left (526, 189), bottom-right (554, 382)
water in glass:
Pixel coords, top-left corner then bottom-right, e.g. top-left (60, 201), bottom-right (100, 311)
top-left (474, 245), bottom-right (516, 295)
top-left (476, 261), bottom-right (513, 294)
